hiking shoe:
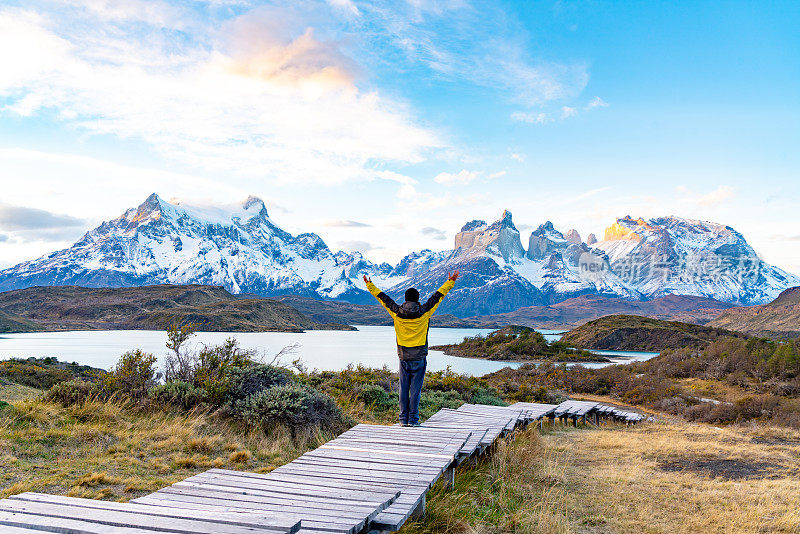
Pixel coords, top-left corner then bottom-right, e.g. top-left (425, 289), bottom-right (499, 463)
top-left (409, 422), bottom-right (421, 427)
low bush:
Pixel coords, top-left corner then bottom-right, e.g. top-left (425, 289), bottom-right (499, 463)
top-left (233, 383), bottom-right (350, 432)
top-left (46, 379), bottom-right (100, 406)
top-left (193, 339), bottom-right (257, 404)
top-left (226, 364), bottom-right (294, 405)
top-left (357, 384), bottom-right (396, 411)
top-left (149, 381), bottom-right (208, 410)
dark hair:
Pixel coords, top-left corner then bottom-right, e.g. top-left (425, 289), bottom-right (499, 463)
top-left (404, 288), bottom-right (420, 302)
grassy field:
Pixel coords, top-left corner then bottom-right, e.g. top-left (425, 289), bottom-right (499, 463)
top-left (402, 416), bottom-right (800, 533)
top-left (0, 395), bottom-right (329, 501)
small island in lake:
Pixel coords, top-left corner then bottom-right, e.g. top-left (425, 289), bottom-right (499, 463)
top-left (560, 314), bottom-right (748, 352)
top-left (431, 325), bottom-right (611, 362)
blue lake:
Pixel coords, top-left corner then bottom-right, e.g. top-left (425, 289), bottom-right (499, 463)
top-left (0, 326), bottom-right (658, 375)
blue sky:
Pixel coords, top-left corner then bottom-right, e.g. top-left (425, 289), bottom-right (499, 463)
top-left (0, 0), bottom-right (798, 273)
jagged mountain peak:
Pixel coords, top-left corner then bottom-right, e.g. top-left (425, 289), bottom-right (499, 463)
top-left (487, 209), bottom-right (516, 231)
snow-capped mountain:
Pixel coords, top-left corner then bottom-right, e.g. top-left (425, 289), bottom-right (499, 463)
top-left (593, 216), bottom-right (799, 305)
top-left (1, 194), bottom-right (797, 315)
top-left (374, 211), bottom-right (641, 316)
top-left (0, 194), bottom-right (372, 303)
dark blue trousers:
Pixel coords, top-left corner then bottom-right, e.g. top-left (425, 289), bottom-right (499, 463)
top-left (399, 358), bottom-right (427, 425)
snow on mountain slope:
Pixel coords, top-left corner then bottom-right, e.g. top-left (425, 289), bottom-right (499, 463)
top-left (0, 193), bottom-right (372, 302)
top-left (594, 216), bottom-right (800, 304)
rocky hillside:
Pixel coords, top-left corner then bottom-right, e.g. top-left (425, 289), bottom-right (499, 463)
top-left (561, 314), bottom-right (748, 351)
top-left (0, 285), bottom-right (345, 332)
top-left (708, 287), bottom-right (800, 339)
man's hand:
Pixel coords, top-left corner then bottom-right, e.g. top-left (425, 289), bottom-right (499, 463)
top-left (363, 274), bottom-right (372, 284)
top-left (448, 270), bottom-right (459, 282)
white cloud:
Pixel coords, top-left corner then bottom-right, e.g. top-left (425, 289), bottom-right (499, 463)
top-left (560, 106), bottom-right (577, 118)
top-left (585, 96), bottom-right (609, 109)
top-left (510, 153), bottom-right (525, 162)
top-left (679, 185), bottom-right (737, 208)
top-left (434, 169), bottom-right (478, 185)
top-left (487, 170), bottom-right (507, 180)
top-left (0, 6), bottom-right (441, 186)
top-left (510, 111), bottom-right (550, 124)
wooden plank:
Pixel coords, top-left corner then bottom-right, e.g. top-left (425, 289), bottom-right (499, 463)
top-left (0, 510), bottom-right (173, 534)
top-left (0, 499), bottom-right (288, 534)
top-left (133, 495), bottom-right (358, 534)
top-left (186, 472), bottom-right (399, 505)
top-left (8, 493), bottom-right (301, 533)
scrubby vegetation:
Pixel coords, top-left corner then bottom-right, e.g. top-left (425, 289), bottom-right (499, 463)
top-left (0, 357), bottom-right (103, 389)
top-left (432, 325), bottom-right (610, 362)
top-left (489, 336), bottom-right (800, 428)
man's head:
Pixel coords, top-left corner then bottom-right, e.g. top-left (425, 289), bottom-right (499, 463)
top-left (404, 287), bottom-right (420, 303)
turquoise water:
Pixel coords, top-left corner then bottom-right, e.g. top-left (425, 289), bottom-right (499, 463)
top-left (0, 326), bottom-right (657, 375)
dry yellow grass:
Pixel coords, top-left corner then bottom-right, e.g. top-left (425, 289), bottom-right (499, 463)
top-left (0, 382), bottom-right (41, 403)
top-left (403, 418), bottom-right (800, 534)
top-left (0, 397), bottom-right (331, 500)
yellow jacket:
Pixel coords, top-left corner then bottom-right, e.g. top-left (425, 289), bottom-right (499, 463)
top-left (367, 279), bottom-right (455, 360)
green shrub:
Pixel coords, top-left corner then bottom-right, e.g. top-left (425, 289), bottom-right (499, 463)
top-left (149, 381), bottom-right (208, 410)
top-left (103, 349), bottom-right (159, 399)
top-left (234, 383), bottom-right (349, 432)
top-left (357, 384), bottom-right (396, 411)
top-left (46, 380), bottom-right (99, 405)
top-left (226, 364), bottom-right (294, 405)
top-left (0, 400), bottom-right (10, 411)
top-left (469, 387), bottom-right (507, 406)
top-left (194, 339), bottom-right (255, 404)
top-left (419, 389), bottom-right (464, 420)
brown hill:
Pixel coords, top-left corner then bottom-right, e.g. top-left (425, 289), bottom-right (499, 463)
top-left (561, 314), bottom-right (748, 351)
top-left (708, 287), bottom-right (800, 339)
top-left (0, 285), bottom-right (347, 332)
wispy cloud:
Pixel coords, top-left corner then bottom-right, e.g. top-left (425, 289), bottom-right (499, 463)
top-left (510, 111), bottom-right (550, 124)
top-left (679, 185), bottom-right (737, 207)
top-left (322, 219), bottom-right (371, 227)
top-left (421, 226), bottom-right (447, 240)
top-left (434, 169), bottom-right (478, 185)
top-left (0, 202), bottom-right (88, 242)
top-left (359, 1), bottom-right (589, 107)
top-left (585, 96), bottom-right (609, 110)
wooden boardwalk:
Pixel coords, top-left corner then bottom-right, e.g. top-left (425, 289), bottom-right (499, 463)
top-left (0, 399), bottom-right (644, 533)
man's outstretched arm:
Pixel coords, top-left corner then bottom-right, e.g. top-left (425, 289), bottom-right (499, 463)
top-left (421, 270), bottom-right (459, 316)
top-left (363, 275), bottom-right (401, 317)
